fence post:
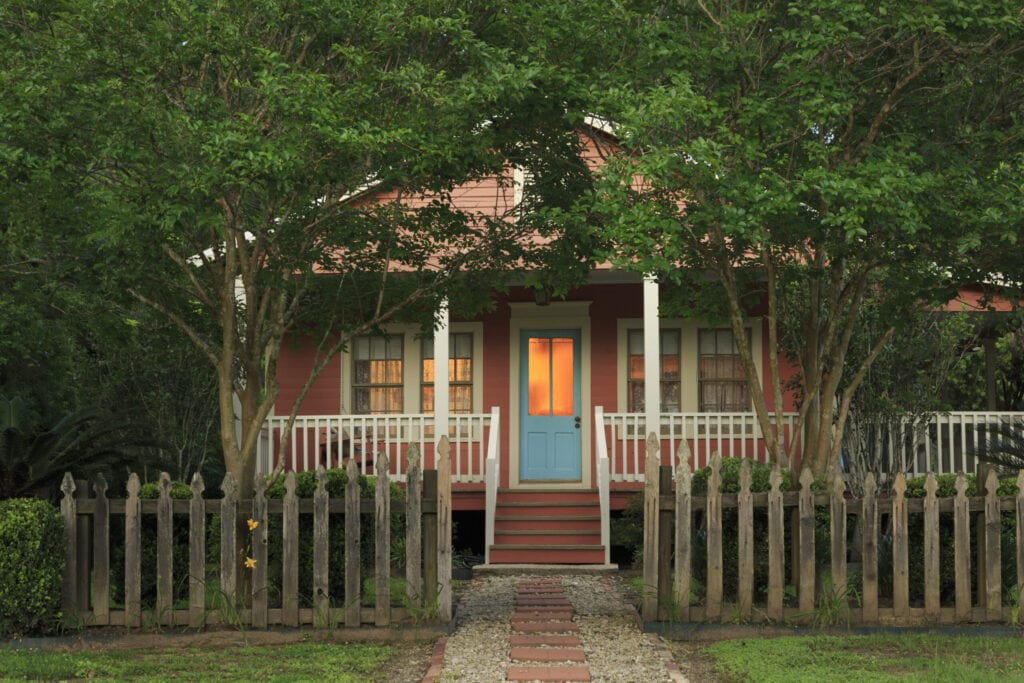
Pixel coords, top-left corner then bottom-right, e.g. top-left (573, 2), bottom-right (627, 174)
top-left (954, 473), bottom-right (971, 621)
top-left (861, 473), bottom-right (878, 623)
top-left (189, 473), bottom-right (206, 629)
top-left (282, 471), bottom-right (299, 627)
top-left (423, 469), bottom-right (438, 612)
top-left (156, 473), bottom-right (173, 626)
top-left (798, 468), bottom-right (815, 617)
top-left (92, 475), bottom-right (110, 626)
top-left (406, 445), bottom-right (423, 610)
top-left (345, 459), bottom-right (361, 627)
top-left (657, 465), bottom-right (672, 620)
top-left (738, 460), bottom-right (753, 620)
top-left (923, 473), bottom-right (940, 621)
top-left (375, 451), bottom-right (391, 627)
top-left (674, 444), bottom-right (692, 623)
top-left (59, 474), bottom-right (77, 620)
top-left (313, 467), bottom-right (330, 624)
top-left (125, 473), bottom-right (141, 628)
top-left (892, 473), bottom-right (909, 620)
top-left (705, 454), bottom-right (723, 621)
top-left (642, 432), bottom-right (661, 622)
top-left (767, 466), bottom-right (784, 621)
top-left (984, 469), bottom-right (1002, 620)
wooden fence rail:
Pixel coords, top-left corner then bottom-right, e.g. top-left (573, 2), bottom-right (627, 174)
top-left (60, 447), bottom-right (448, 629)
top-left (649, 451), bottom-right (1024, 626)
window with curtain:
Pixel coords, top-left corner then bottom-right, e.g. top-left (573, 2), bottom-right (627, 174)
top-left (627, 329), bottom-right (681, 412)
top-left (352, 335), bottom-right (403, 414)
top-left (421, 332), bottom-right (473, 413)
top-left (698, 328), bottom-right (749, 411)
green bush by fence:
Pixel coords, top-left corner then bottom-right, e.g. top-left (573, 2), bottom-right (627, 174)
top-left (0, 498), bottom-right (65, 636)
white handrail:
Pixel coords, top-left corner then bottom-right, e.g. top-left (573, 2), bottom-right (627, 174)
top-left (595, 406), bottom-right (611, 565)
top-left (484, 406), bottom-right (500, 565)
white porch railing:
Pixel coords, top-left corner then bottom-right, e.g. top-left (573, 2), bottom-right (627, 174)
top-left (256, 410), bottom-right (499, 483)
top-left (594, 409), bottom-right (1024, 481)
top-left (597, 410), bottom-right (801, 482)
top-left (862, 411), bottom-right (1024, 477)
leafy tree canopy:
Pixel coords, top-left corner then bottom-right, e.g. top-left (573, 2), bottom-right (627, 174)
top-left (1, 0), bottom-right (612, 494)
top-left (585, 0), bottom-right (1024, 474)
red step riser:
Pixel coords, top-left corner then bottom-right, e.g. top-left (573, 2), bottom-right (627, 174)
top-left (495, 519), bottom-right (600, 532)
top-left (489, 548), bottom-right (606, 564)
top-left (496, 506), bottom-right (598, 517)
top-left (497, 491), bottom-right (598, 504)
top-left (495, 534), bottom-right (602, 546)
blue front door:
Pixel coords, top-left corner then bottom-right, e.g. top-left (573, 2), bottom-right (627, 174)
top-left (520, 330), bottom-right (582, 481)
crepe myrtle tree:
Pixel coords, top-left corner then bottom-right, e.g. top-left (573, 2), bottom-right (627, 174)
top-left (585, 0), bottom-right (1024, 475)
top-left (1, 0), bottom-right (601, 497)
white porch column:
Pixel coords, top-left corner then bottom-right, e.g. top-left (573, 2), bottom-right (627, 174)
top-left (642, 274), bottom-right (661, 621)
top-left (643, 274), bottom-right (661, 435)
top-left (434, 298), bottom-right (450, 439)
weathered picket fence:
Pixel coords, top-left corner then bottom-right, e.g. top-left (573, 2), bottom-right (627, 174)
top-left (642, 438), bottom-right (1024, 626)
top-left (59, 444), bottom-right (454, 629)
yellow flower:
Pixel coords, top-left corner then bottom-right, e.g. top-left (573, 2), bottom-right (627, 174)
top-left (247, 518), bottom-right (259, 531)
top-left (245, 557), bottom-right (256, 569)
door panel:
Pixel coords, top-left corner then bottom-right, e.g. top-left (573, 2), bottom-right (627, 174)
top-left (520, 330), bottom-right (581, 480)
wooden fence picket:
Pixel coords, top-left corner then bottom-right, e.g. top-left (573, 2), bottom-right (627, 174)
top-left (125, 474), bottom-right (141, 628)
top-left (219, 473), bottom-right (238, 612)
top-left (344, 459), bottom-right (361, 628)
top-left (798, 468), bottom-right (815, 616)
top-left (829, 469), bottom-right (846, 602)
top-left (375, 451), bottom-right (391, 627)
top-left (984, 469), bottom-right (1002, 620)
top-left (892, 473), bottom-right (909, 619)
top-left (59, 474), bottom-right (76, 618)
top-left (673, 446), bottom-right (692, 623)
top-left (282, 471), bottom-right (299, 627)
top-left (1017, 471), bottom-right (1024, 625)
top-left (406, 445), bottom-right (422, 610)
top-left (313, 467), bottom-right (329, 623)
top-left (156, 473), bottom-right (173, 626)
top-left (189, 473), bottom-right (205, 629)
top-left (705, 454), bottom-right (723, 620)
top-left (860, 473), bottom-right (878, 623)
top-left (737, 459), bottom-right (753, 619)
top-left (923, 473), bottom-right (940, 621)
top-left (953, 473), bottom-right (971, 621)
top-left (251, 475), bottom-right (268, 629)
top-left (766, 466), bottom-right (784, 621)
top-left (92, 475), bottom-right (110, 626)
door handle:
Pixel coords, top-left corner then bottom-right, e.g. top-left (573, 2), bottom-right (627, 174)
top-left (574, 416), bottom-right (581, 429)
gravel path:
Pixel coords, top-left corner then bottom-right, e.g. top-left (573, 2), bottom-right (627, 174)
top-left (430, 572), bottom-right (686, 683)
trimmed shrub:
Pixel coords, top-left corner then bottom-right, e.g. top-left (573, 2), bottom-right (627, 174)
top-left (0, 498), bottom-right (65, 636)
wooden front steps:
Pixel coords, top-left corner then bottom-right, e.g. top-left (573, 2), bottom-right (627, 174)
top-left (489, 488), bottom-right (606, 564)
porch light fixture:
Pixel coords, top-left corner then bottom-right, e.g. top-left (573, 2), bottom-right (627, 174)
top-left (533, 286), bottom-right (552, 306)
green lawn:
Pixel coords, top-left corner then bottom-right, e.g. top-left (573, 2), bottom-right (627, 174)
top-left (0, 643), bottom-right (399, 682)
top-left (705, 633), bottom-right (1024, 682)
